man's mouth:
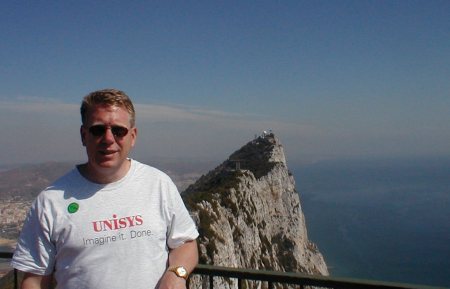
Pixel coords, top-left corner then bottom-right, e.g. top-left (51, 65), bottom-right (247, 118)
top-left (100, 150), bottom-right (117, 155)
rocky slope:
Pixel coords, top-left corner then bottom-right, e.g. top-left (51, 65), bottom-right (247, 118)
top-left (182, 133), bottom-right (328, 288)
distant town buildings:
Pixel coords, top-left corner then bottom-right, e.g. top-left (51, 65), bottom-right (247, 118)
top-left (0, 200), bottom-right (31, 239)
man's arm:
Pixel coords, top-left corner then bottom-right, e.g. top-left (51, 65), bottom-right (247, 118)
top-left (158, 239), bottom-right (199, 289)
top-left (21, 272), bottom-right (52, 289)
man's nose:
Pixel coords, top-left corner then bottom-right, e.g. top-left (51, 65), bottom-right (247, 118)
top-left (102, 127), bottom-right (116, 143)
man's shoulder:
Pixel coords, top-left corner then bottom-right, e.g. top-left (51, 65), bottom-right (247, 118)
top-left (132, 160), bottom-right (172, 182)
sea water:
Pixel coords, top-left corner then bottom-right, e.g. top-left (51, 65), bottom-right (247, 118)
top-left (292, 157), bottom-right (450, 287)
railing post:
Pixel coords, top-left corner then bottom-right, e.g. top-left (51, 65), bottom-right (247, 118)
top-left (209, 274), bottom-right (213, 289)
top-left (14, 268), bottom-right (18, 289)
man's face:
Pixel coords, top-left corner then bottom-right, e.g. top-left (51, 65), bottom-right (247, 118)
top-left (80, 105), bottom-right (137, 178)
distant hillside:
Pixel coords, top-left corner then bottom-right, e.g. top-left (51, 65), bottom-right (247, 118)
top-left (0, 162), bottom-right (70, 239)
top-left (0, 162), bottom-right (74, 202)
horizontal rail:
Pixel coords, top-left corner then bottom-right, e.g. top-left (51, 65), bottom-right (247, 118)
top-left (2, 252), bottom-right (447, 289)
top-left (191, 264), bottom-right (445, 289)
top-left (0, 252), bottom-right (13, 259)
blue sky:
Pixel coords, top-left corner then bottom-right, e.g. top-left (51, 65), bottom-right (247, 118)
top-left (1, 1), bottom-right (449, 165)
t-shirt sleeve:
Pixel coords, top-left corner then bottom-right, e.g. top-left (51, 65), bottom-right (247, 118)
top-left (11, 196), bottom-right (56, 276)
top-left (165, 180), bottom-right (199, 249)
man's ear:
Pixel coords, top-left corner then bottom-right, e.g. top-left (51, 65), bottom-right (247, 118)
top-left (80, 125), bottom-right (86, 146)
top-left (130, 127), bottom-right (138, 148)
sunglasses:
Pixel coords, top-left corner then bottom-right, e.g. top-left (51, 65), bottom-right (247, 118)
top-left (88, 125), bottom-right (129, 138)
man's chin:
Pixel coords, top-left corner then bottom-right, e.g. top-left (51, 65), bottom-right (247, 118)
top-left (95, 157), bottom-right (130, 170)
top-left (92, 158), bottom-right (119, 170)
top-left (97, 161), bottom-right (118, 169)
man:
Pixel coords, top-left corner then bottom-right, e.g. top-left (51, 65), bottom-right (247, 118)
top-left (11, 89), bottom-right (199, 289)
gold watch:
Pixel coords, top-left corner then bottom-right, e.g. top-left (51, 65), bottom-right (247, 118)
top-left (167, 265), bottom-right (189, 280)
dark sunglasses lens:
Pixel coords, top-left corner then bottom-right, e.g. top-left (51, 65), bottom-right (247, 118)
top-left (88, 125), bottom-right (128, 137)
top-left (111, 126), bottom-right (128, 137)
top-left (89, 125), bottom-right (107, 136)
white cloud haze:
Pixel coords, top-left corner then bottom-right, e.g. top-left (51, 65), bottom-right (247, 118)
top-left (1, 97), bottom-right (449, 166)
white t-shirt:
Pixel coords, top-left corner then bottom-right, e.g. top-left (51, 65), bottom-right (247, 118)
top-left (11, 160), bottom-right (199, 289)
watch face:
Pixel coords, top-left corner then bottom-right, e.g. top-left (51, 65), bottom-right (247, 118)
top-left (177, 267), bottom-right (187, 276)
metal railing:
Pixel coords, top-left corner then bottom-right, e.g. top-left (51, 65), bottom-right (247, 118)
top-left (189, 264), bottom-right (445, 289)
top-left (1, 252), bottom-right (446, 289)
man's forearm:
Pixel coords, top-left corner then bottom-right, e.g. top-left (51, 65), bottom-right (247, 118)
top-left (167, 239), bottom-right (199, 273)
top-left (157, 239), bottom-right (199, 289)
top-left (21, 272), bottom-right (52, 289)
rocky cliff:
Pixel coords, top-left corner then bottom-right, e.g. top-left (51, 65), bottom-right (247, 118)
top-left (182, 133), bottom-right (328, 288)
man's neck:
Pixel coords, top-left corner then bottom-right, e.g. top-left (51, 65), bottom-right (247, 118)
top-left (78, 159), bottom-right (131, 184)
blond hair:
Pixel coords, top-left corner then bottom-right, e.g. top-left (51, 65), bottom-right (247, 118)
top-left (80, 89), bottom-right (136, 127)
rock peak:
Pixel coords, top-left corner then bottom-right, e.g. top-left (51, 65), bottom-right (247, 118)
top-left (183, 134), bottom-right (328, 288)
top-left (221, 132), bottom-right (287, 180)
top-left (230, 132), bottom-right (286, 165)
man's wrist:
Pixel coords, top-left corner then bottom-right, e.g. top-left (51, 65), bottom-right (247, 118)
top-left (167, 265), bottom-right (189, 280)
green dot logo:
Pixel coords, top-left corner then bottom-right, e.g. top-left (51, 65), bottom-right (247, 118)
top-left (67, 202), bottom-right (79, 214)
